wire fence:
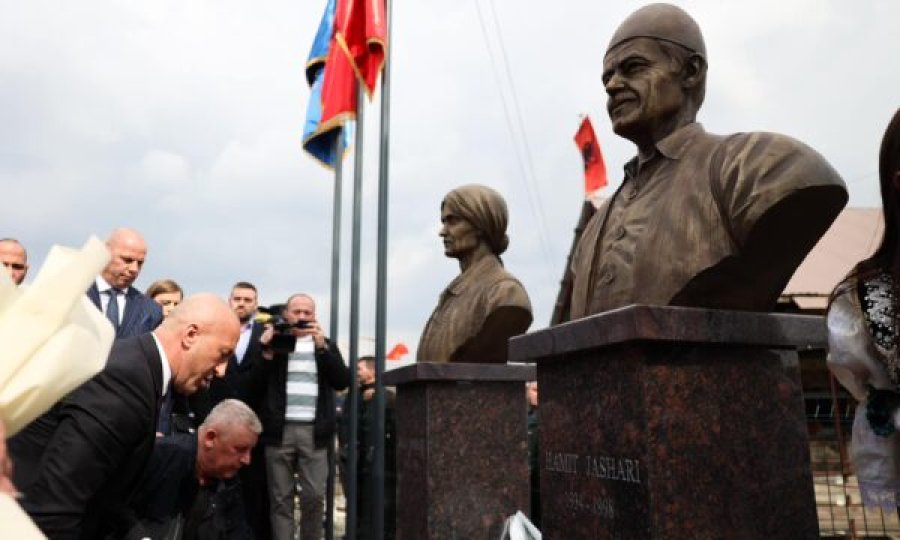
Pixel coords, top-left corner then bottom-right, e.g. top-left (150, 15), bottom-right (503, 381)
top-left (807, 379), bottom-right (900, 538)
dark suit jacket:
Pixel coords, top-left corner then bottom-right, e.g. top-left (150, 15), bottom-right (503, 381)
top-left (87, 283), bottom-right (163, 339)
top-left (124, 434), bottom-right (253, 540)
top-left (9, 334), bottom-right (165, 539)
top-left (227, 321), bottom-right (268, 410)
top-left (189, 321), bottom-right (267, 423)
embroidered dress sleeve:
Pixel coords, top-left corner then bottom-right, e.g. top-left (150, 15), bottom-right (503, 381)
top-left (827, 287), bottom-right (883, 400)
top-left (827, 283), bottom-right (900, 508)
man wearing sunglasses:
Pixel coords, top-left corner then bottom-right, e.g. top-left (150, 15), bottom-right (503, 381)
top-left (0, 238), bottom-right (28, 286)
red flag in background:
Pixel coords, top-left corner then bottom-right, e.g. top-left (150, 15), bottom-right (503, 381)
top-left (319, 35), bottom-right (358, 132)
top-left (386, 343), bottom-right (409, 361)
top-left (574, 116), bottom-right (607, 195)
top-left (319, 0), bottom-right (387, 133)
top-left (334, 0), bottom-right (386, 97)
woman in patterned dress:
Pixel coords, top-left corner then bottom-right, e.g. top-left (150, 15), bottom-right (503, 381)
top-left (827, 108), bottom-right (900, 507)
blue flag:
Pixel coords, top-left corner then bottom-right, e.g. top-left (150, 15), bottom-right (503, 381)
top-left (303, 0), bottom-right (352, 168)
top-left (305, 0), bottom-right (336, 86)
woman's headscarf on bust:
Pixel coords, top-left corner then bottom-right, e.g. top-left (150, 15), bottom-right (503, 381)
top-left (442, 184), bottom-right (510, 256)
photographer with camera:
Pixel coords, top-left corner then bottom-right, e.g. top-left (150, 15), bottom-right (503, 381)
top-left (258, 293), bottom-right (349, 540)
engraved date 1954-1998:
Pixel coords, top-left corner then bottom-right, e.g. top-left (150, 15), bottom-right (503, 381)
top-left (563, 491), bottom-right (615, 519)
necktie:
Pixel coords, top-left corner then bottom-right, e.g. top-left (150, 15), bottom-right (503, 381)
top-left (158, 384), bottom-right (174, 435)
top-left (106, 288), bottom-right (120, 331)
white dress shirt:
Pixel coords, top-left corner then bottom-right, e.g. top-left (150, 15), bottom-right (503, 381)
top-left (151, 332), bottom-right (172, 397)
top-left (234, 319), bottom-right (255, 365)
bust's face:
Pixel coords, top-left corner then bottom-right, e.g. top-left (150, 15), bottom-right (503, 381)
top-left (440, 206), bottom-right (481, 259)
top-left (602, 38), bottom-right (685, 145)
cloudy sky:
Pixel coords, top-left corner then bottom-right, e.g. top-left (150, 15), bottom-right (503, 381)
top-left (2, 0), bottom-right (898, 359)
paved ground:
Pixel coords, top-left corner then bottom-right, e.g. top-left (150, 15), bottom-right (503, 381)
top-left (815, 474), bottom-right (900, 538)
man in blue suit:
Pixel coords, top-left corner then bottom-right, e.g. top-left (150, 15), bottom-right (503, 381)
top-left (87, 227), bottom-right (163, 338)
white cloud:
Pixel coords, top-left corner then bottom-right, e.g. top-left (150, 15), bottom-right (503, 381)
top-left (138, 149), bottom-right (191, 187)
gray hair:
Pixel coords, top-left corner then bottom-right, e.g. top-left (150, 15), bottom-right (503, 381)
top-left (285, 292), bottom-right (314, 306)
top-left (201, 399), bottom-right (262, 435)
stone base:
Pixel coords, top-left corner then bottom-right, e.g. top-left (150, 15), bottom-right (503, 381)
top-left (510, 305), bottom-right (822, 540)
top-left (385, 363), bottom-right (534, 540)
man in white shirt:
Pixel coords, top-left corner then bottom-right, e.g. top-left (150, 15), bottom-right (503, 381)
top-left (86, 227), bottom-right (163, 338)
top-left (259, 293), bottom-right (350, 540)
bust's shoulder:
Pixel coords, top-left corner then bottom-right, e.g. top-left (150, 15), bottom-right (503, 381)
top-left (485, 270), bottom-right (531, 311)
top-left (716, 130), bottom-right (824, 163)
top-left (708, 130), bottom-right (844, 193)
top-left (473, 260), bottom-right (522, 288)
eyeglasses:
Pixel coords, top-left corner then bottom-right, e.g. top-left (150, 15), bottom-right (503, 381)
top-left (2, 262), bottom-right (26, 271)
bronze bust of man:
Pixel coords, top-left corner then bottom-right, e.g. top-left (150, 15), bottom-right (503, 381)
top-left (417, 184), bottom-right (532, 363)
top-left (568, 3), bottom-right (847, 317)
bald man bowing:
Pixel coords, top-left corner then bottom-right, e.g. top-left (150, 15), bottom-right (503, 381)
top-left (9, 294), bottom-right (240, 540)
top-left (87, 227), bottom-right (163, 338)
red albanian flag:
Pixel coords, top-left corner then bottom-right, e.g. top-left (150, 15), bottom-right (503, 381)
top-left (318, 23), bottom-right (359, 133)
top-left (386, 343), bottom-right (409, 361)
top-left (334, 0), bottom-right (386, 97)
top-left (320, 0), bottom-right (386, 131)
top-left (574, 116), bottom-right (608, 195)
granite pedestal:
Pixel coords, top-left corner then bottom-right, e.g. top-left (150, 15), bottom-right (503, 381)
top-left (509, 305), bottom-right (823, 540)
top-left (384, 363), bottom-right (535, 540)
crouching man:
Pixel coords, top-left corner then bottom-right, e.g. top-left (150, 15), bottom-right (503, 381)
top-left (126, 399), bottom-right (262, 540)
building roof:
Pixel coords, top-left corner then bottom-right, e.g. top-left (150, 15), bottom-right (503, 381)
top-left (781, 207), bottom-right (883, 309)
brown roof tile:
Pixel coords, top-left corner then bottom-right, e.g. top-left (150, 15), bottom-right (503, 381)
top-left (782, 207), bottom-right (883, 298)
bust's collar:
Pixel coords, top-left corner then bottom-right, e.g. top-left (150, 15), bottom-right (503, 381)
top-left (623, 122), bottom-right (704, 178)
top-left (446, 255), bottom-right (500, 295)
top-left (656, 122), bottom-right (704, 160)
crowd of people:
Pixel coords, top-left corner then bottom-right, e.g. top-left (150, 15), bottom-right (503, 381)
top-left (0, 227), bottom-right (363, 540)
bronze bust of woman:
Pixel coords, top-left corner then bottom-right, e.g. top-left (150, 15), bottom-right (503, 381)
top-left (417, 184), bottom-right (532, 363)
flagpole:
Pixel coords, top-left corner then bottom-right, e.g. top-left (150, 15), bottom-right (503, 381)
top-left (372, 0), bottom-right (392, 537)
top-left (329, 137), bottom-right (344, 410)
top-left (346, 83), bottom-right (366, 540)
top-left (325, 133), bottom-right (344, 540)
